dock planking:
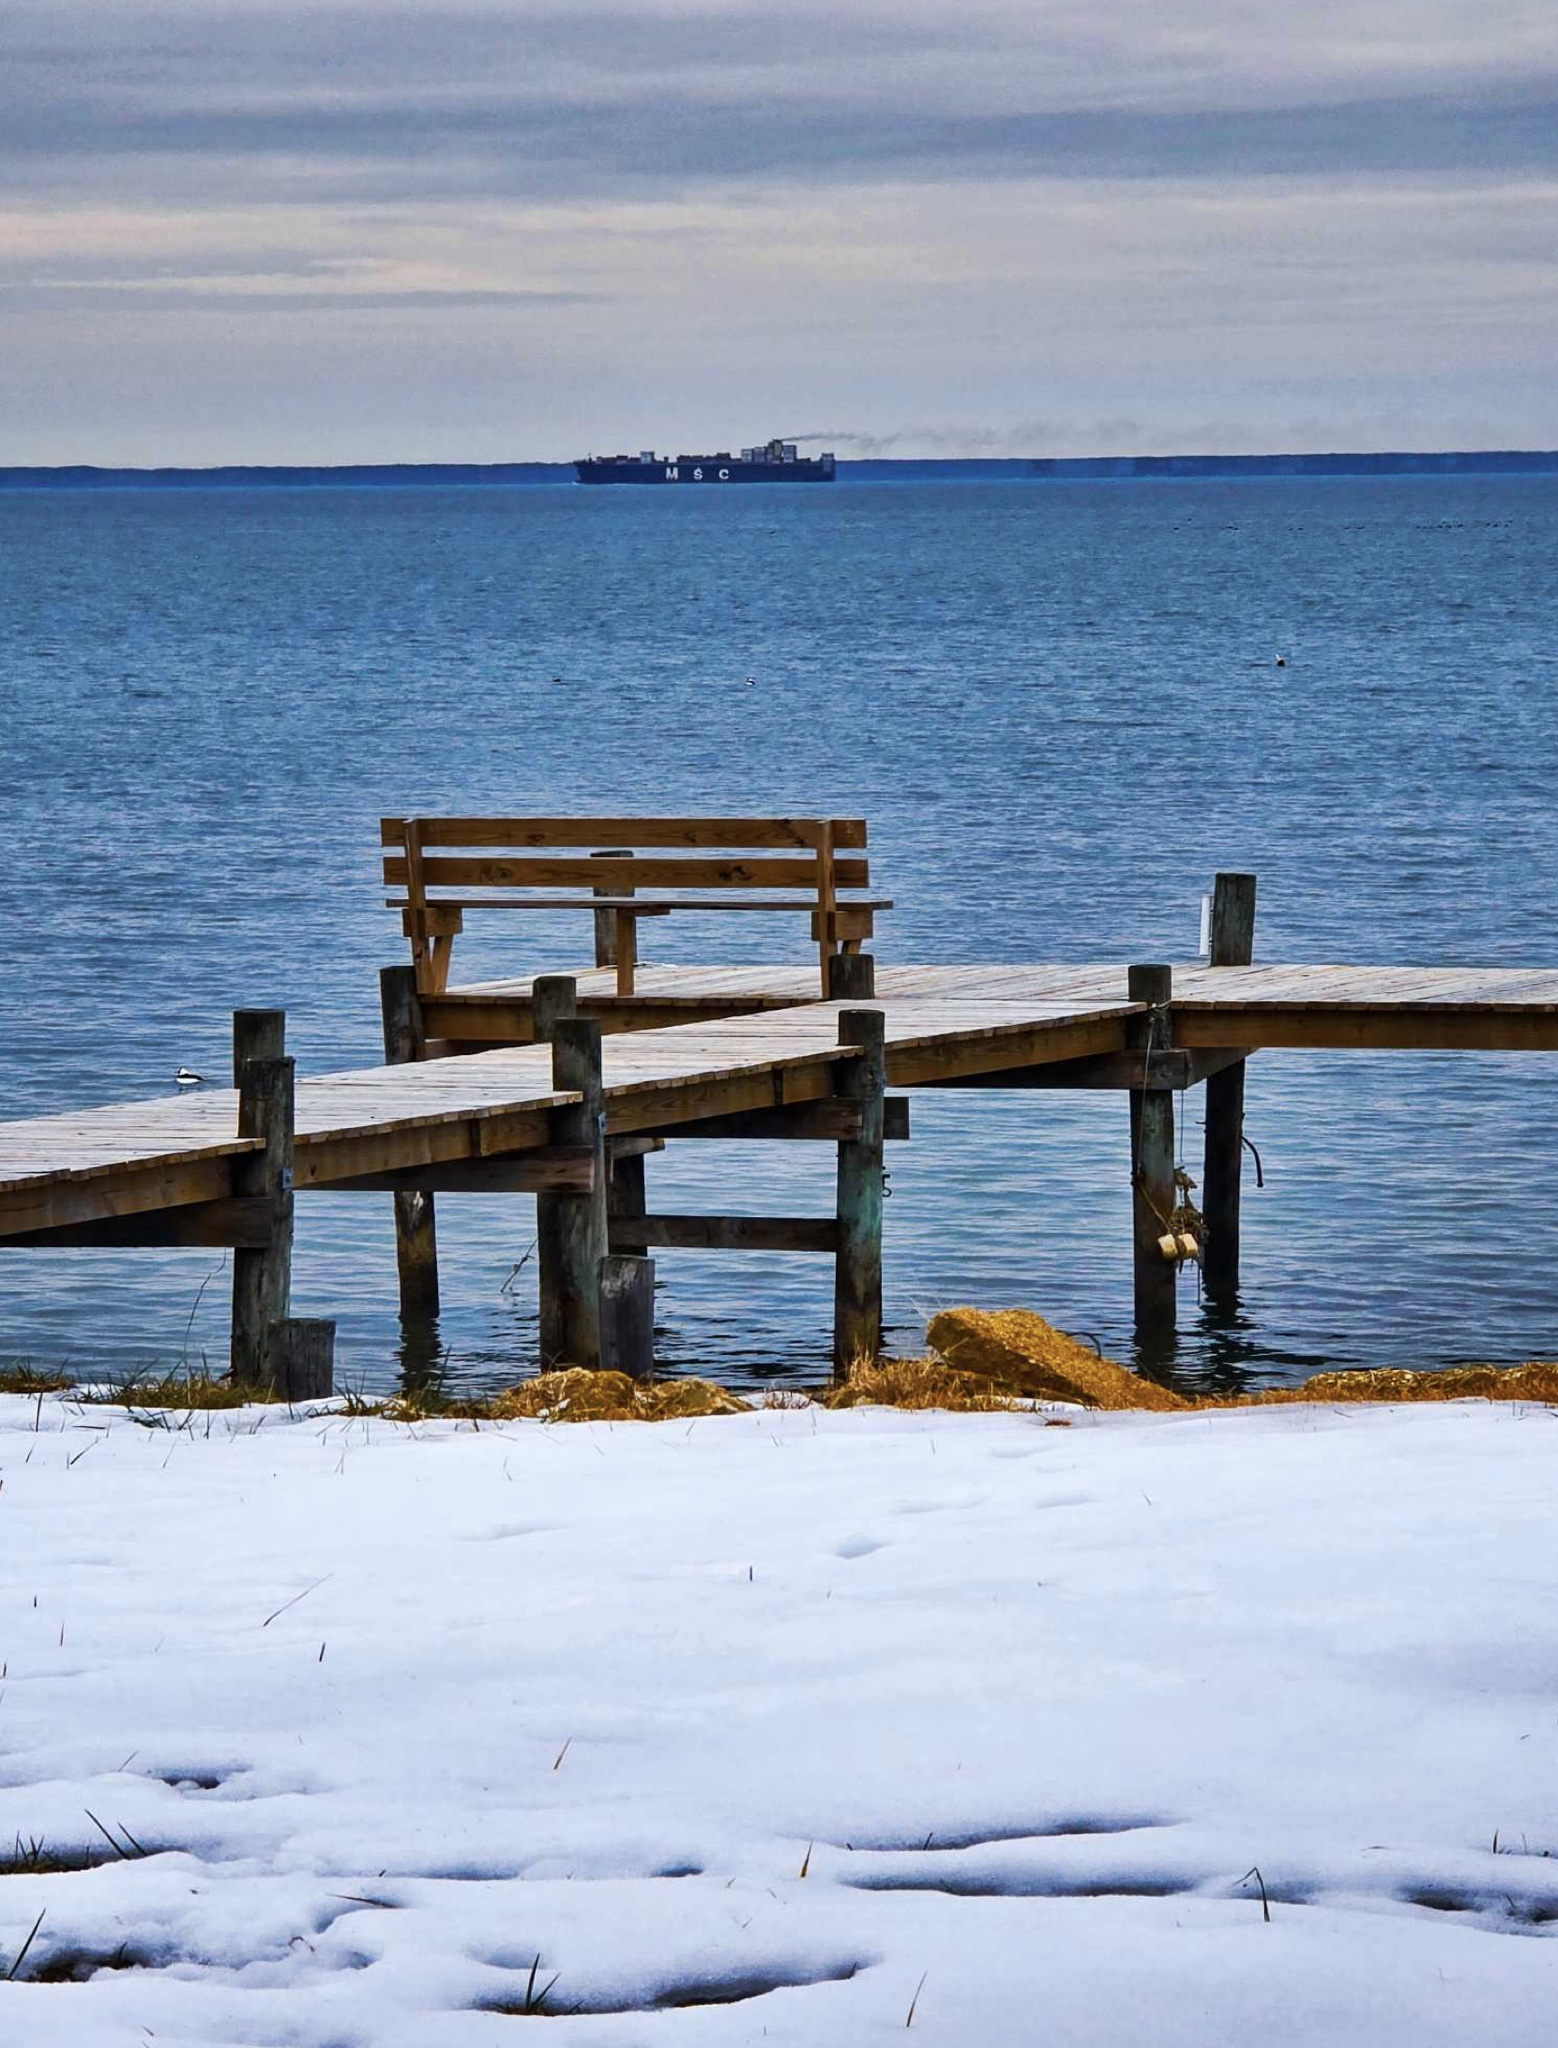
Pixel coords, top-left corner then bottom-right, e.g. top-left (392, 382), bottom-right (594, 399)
top-left (10, 962), bottom-right (1558, 1237)
top-left (11, 937), bottom-right (1558, 1377)
top-left (425, 962), bottom-right (1558, 1053)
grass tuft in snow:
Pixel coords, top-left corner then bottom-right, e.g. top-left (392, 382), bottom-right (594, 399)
top-left (352, 1369), bottom-right (751, 1425)
top-left (80, 1368), bottom-right (268, 1410)
top-left (0, 1362), bottom-right (73, 1394)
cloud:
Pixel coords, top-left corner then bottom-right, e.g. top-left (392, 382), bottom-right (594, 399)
top-left (3, 4), bottom-right (1555, 459)
top-left (1, 4), bottom-right (1553, 206)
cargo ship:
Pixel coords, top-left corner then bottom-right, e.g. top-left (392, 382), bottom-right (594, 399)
top-left (574, 438), bottom-right (835, 485)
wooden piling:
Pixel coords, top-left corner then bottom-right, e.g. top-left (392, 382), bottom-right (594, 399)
top-left (539, 1017), bottom-right (607, 1368)
top-left (531, 973), bottom-right (578, 1041)
top-left (608, 1147), bottom-right (649, 1256)
top-left (1202, 872), bottom-right (1257, 1300)
top-left (599, 1253), bottom-right (655, 1377)
top-left (833, 1007), bottom-right (886, 1373)
top-left (230, 1010), bottom-right (293, 1390)
top-left (1127, 965), bottom-right (1177, 1354)
top-left (532, 976), bottom-right (579, 1352)
top-left (270, 1317), bottom-right (335, 1401)
top-left (380, 966), bottom-right (439, 1321)
top-left (826, 951), bottom-right (876, 1000)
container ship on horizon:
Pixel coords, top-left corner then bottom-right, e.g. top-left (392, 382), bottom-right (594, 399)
top-left (574, 438), bottom-right (836, 485)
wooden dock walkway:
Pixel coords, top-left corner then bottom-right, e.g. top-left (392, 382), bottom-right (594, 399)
top-left (9, 937), bottom-right (1558, 1389)
top-left (427, 962), bottom-right (1558, 1052)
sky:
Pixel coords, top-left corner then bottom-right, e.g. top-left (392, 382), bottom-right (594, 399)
top-left (3, 0), bottom-right (1555, 463)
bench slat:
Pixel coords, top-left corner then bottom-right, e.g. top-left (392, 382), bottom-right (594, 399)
top-left (382, 816), bottom-right (867, 851)
top-left (392, 895), bottom-right (891, 913)
top-left (385, 855), bottom-right (871, 891)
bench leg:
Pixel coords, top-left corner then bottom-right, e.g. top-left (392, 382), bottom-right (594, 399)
top-left (614, 910), bottom-right (638, 996)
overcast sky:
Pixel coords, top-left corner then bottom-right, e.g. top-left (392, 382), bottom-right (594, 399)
top-left (4, 1), bottom-right (1555, 462)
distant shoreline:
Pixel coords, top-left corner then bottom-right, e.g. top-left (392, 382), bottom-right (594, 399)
top-left (2, 450), bottom-right (1556, 490)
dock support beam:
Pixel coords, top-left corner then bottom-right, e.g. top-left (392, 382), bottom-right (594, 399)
top-left (1202, 872), bottom-right (1257, 1302)
top-left (380, 967), bottom-right (440, 1322)
top-left (1127, 966), bottom-right (1177, 1357)
top-left (230, 1009), bottom-right (294, 1391)
top-left (539, 1016), bottom-right (607, 1368)
top-left (833, 1007), bottom-right (886, 1373)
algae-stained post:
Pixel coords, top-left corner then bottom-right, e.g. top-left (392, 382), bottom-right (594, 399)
top-left (834, 1007), bottom-right (886, 1371)
top-left (1202, 872), bottom-right (1257, 1299)
top-left (1126, 965), bottom-right (1176, 1354)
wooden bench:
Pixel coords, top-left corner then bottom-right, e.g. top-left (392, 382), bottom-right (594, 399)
top-left (382, 816), bottom-right (890, 997)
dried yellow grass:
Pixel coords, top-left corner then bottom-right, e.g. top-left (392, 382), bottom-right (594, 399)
top-left (471, 1369), bottom-right (748, 1423)
top-left (926, 1307), bottom-right (1190, 1411)
top-left (0, 1364), bottom-right (74, 1396)
top-left (822, 1355), bottom-right (1027, 1413)
top-left (1245, 1361), bottom-right (1558, 1407)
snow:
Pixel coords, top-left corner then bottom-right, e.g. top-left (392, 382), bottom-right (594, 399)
top-left (1, 1390), bottom-right (1555, 2044)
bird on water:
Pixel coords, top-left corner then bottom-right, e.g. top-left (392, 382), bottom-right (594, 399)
top-left (173, 1067), bottom-right (204, 1088)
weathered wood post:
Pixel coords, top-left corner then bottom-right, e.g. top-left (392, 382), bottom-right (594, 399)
top-left (1127, 965), bottom-right (1177, 1355)
top-left (826, 951), bottom-right (876, 1000)
top-left (1202, 872), bottom-right (1257, 1302)
top-left (607, 1144), bottom-right (649, 1256)
top-left (270, 1317), bottom-right (336, 1401)
top-left (539, 1017), bottom-right (607, 1368)
top-left (599, 1253), bottom-right (655, 1377)
top-left (833, 1007), bottom-right (886, 1374)
top-left (532, 975), bottom-right (579, 1350)
top-left (531, 973), bottom-right (578, 1042)
top-left (590, 848), bottom-right (633, 967)
top-left (230, 1010), bottom-right (293, 1390)
top-left (380, 966), bottom-right (439, 1321)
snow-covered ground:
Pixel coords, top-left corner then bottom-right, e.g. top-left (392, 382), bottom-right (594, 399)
top-left (1, 1390), bottom-right (1555, 2045)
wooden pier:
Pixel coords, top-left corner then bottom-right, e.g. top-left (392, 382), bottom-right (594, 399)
top-left (8, 839), bottom-right (1558, 1389)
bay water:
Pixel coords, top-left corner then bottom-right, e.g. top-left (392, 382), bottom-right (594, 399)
top-left (2, 474), bottom-right (1555, 1392)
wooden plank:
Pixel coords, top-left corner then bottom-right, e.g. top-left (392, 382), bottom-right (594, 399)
top-left (3, 1197), bottom-right (275, 1250)
top-left (384, 854), bottom-right (870, 890)
top-left (292, 1110), bottom-right (556, 1188)
top-left (0, 1156), bottom-right (241, 1238)
top-left (316, 1149), bottom-right (595, 1195)
top-left (383, 816), bottom-right (867, 850)
top-left (1174, 1007), bottom-right (1558, 1052)
top-left (611, 1214), bottom-right (840, 1253)
top-left (406, 895), bottom-right (888, 912)
top-left (658, 1098), bottom-right (910, 1141)
top-left (931, 1048), bottom-right (1248, 1091)
top-left (885, 1012), bottom-right (1132, 1086)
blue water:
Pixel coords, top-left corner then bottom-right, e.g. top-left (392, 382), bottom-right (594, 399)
top-left (2, 475), bottom-right (1556, 1392)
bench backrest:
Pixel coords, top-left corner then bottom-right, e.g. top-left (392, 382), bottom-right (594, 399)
top-left (382, 815), bottom-right (876, 995)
